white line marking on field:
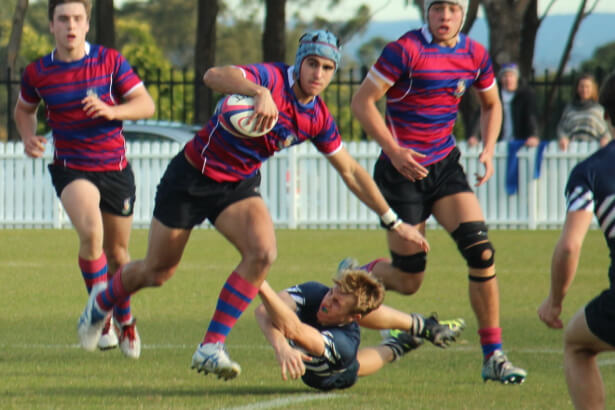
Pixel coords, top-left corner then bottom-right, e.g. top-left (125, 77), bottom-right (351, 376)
top-left (0, 343), bottom-right (567, 354)
top-left (221, 393), bottom-right (342, 410)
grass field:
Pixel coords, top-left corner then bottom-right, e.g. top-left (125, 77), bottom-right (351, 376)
top-left (1, 228), bottom-right (613, 409)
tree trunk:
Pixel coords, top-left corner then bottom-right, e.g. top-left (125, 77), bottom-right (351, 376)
top-left (263, 0), bottom-right (286, 62)
top-left (463, 0), bottom-right (480, 33)
top-left (481, 0), bottom-right (532, 73)
top-left (5, 0), bottom-right (29, 141)
top-left (194, 0), bottom-right (218, 124)
top-left (5, 0), bottom-right (29, 73)
top-left (94, 0), bottom-right (116, 49)
top-left (519, 0), bottom-right (539, 78)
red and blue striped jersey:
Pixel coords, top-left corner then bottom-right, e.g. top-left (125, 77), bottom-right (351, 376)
top-left (370, 27), bottom-right (496, 165)
top-left (185, 63), bottom-right (342, 182)
top-left (20, 43), bottom-right (144, 171)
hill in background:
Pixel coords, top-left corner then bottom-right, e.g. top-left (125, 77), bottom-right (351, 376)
top-left (344, 13), bottom-right (615, 71)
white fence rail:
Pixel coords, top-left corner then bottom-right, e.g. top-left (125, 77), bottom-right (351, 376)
top-left (0, 140), bottom-right (601, 230)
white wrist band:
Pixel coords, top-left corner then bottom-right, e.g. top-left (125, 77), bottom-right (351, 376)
top-left (380, 208), bottom-right (398, 226)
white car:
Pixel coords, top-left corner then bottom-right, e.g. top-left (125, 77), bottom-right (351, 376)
top-left (44, 120), bottom-right (199, 146)
top-left (120, 120), bottom-right (199, 143)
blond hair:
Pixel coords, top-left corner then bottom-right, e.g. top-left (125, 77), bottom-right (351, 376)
top-left (333, 270), bottom-right (385, 315)
top-left (49, 0), bottom-right (92, 21)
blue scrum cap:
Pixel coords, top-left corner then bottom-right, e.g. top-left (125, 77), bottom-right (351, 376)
top-left (293, 30), bottom-right (341, 79)
top-left (499, 62), bottom-right (520, 77)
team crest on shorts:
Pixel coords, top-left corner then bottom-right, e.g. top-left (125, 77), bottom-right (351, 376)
top-left (454, 80), bottom-right (467, 98)
top-left (122, 198), bottom-right (132, 215)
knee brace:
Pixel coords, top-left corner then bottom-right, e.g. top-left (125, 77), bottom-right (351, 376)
top-left (451, 221), bottom-right (495, 270)
top-left (391, 251), bottom-right (427, 274)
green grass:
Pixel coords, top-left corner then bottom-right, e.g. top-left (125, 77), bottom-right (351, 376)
top-left (1, 228), bottom-right (613, 409)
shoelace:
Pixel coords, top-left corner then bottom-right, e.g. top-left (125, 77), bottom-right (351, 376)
top-left (121, 323), bottom-right (136, 342)
top-left (101, 317), bottom-right (113, 334)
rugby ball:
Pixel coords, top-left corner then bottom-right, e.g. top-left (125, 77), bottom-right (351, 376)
top-left (218, 94), bottom-right (276, 138)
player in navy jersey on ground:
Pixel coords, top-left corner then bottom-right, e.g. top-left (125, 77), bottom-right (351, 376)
top-left (538, 72), bottom-right (615, 410)
top-left (76, 29), bottom-right (430, 380)
top-left (255, 269), bottom-right (466, 391)
top-left (349, 0), bottom-right (526, 384)
top-left (13, 0), bottom-right (155, 358)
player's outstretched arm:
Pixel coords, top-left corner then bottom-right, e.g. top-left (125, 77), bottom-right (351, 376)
top-left (255, 301), bottom-right (309, 380)
top-left (257, 281), bottom-right (325, 355)
top-left (538, 210), bottom-right (593, 329)
top-left (326, 148), bottom-right (429, 251)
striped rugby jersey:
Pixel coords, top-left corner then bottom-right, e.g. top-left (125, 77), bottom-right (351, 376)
top-left (370, 26), bottom-right (496, 166)
top-left (565, 141), bottom-right (615, 284)
top-left (286, 281), bottom-right (360, 390)
top-left (20, 42), bottom-right (143, 171)
top-left (184, 63), bottom-right (342, 182)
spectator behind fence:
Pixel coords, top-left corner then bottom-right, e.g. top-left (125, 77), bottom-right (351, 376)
top-left (467, 62), bottom-right (540, 147)
top-left (557, 73), bottom-right (612, 151)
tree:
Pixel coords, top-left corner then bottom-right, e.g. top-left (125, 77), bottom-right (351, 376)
top-left (356, 36), bottom-right (388, 68)
top-left (194, 0), bottom-right (218, 123)
top-left (2, 0), bottom-right (28, 141)
top-left (5, 0), bottom-right (28, 74)
top-left (580, 42), bottom-right (615, 77)
top-left (263, 0), bottom-right (286, 62)
top-left (94, 0), bottom-right (116, 49)
top-left (120, 0), bottom-right (197, 67)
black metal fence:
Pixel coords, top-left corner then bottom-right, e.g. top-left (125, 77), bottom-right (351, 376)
top-left (0, 66), bottom-right (605, 142)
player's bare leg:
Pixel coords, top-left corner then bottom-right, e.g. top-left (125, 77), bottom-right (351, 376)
top-left (564, 308), bottom-right (614, 410)
top-left (102, 212), bottom-right (137, 356)
top-left (433, 192), bottom-right (526, 384)
top-left (192, 196), bottom-right (277, 380)
top-left (369, 222), bottom-right (427, 294)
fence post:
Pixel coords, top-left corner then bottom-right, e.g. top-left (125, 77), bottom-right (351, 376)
top-left (6, 67), bottom-right (14, 141)
top-left (527, 146), bottom-right (538, 229)
top-left (288, 146), bottom-right (298, 229)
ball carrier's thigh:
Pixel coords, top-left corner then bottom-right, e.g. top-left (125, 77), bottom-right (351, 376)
top-left (214, 196), bottom-right (277, 285)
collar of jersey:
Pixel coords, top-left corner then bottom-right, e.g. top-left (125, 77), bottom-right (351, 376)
top-left (51, 41), bottom-right (91, 63)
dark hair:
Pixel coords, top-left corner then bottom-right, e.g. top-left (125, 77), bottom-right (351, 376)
top-left (599, 72), bottom-right (615, 126)
top-left (573, 73), bottom-right (599, 103)
top-left (48, 0), bottom-right (92, 21)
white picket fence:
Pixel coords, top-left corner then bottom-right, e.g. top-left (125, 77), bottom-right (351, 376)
top-left (0, 140), bottom-right (601, 230)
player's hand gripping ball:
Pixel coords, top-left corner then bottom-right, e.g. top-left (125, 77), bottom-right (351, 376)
top-left (219, 94), bottom-right (276, 137)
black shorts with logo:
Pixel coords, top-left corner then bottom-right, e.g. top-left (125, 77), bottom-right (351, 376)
top-left (373, 147), bottom-right (473, 225)
top-left (153, 150), bottom-right (262, 229)
top-left (585, 288), bottom-right (615, 347)
top-left (48, 163), bottom-right (136, 216)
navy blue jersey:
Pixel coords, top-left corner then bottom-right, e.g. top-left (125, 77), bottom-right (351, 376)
top-left (286, 281), bottom-right (360, 390)
top-left (565, 141), bottom-right (615, 286)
